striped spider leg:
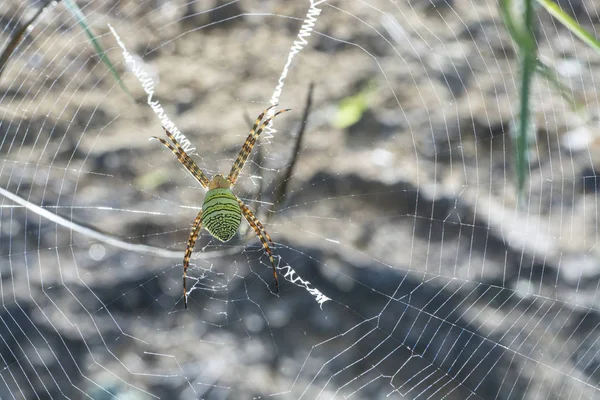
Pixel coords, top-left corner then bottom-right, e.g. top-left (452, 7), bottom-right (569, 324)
top-left (236, 197), bottom-right (278, 291)
top-left (152, 106), bottom-right (290, 308)
top-left (228, 105), bottom-right (292, 185)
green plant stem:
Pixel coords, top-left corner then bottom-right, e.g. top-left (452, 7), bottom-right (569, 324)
top-left (517, 0), bottom-right (536, 204)
top-left (518, 50), bottom-right (535, 202)
top-left (500, 0), bottom-right (537, 203)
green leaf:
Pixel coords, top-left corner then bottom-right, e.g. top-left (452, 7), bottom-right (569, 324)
top-left (537, 0), bottom-right (600, 53)
top-left (535, 59), bottom-right (583, 112)
top-left (334, 94), bottom-right (367, 129)
top-left (63, 0), bottom-right (133, 101)
top-left (135, 170), bottom-right (170, 191)
top-left (333, 83), bottom-right (376, 129)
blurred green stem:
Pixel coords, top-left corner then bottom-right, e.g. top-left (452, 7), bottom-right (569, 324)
top-left (500, 0), bottom-right (537, 204)
top-left (518, 44), bottom-right (535, 203)
top-left (63, 0), bottom-right (133, 101)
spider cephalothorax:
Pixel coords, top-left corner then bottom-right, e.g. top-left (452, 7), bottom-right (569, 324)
top-left (152, 105), bottom-right (290, 308)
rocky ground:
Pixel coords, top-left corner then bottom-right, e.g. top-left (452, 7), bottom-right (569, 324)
top-left (0, 0), bottom-right (600, 399)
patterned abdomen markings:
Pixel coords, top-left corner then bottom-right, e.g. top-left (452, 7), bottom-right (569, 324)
top-left (202, 188), bottom-right (242, 242)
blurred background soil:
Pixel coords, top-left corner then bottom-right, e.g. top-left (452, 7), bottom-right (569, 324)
top-left (1, 0), bottom-right (600, 399)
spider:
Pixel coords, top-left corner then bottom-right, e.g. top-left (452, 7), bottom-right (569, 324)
top-left (152, 105), bottom-right (290, 308)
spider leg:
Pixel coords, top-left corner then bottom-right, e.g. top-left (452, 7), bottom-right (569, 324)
top-left (152, 128), bottom-right (210, 189)
top-left (227, 106), bottom-right (291, 186)
top-left (239, 202), bottom-right (274, 247)
top-left (236, 197), bottom-right (279, 293)
top-left (182, 209), bottom-right (203, 309)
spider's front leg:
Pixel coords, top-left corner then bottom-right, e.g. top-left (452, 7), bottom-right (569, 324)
top-left (151, 128), bottom-right (210, 189)
top-left (227, 106), bottom-right (291, 186)
top-left (183, 209), bottom-right (203, 309)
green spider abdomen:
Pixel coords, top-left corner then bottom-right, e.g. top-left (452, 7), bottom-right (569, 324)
top-left (202, 188), bottom-right (242, 242)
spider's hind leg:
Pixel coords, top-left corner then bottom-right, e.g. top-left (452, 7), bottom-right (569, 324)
top-left (236, 197), bottom-right (279, 293)
top-left (182, 209), bottom-right (203, 308)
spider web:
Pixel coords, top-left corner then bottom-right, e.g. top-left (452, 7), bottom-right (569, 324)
top-left (0, 0), bottom-right (599, 398)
